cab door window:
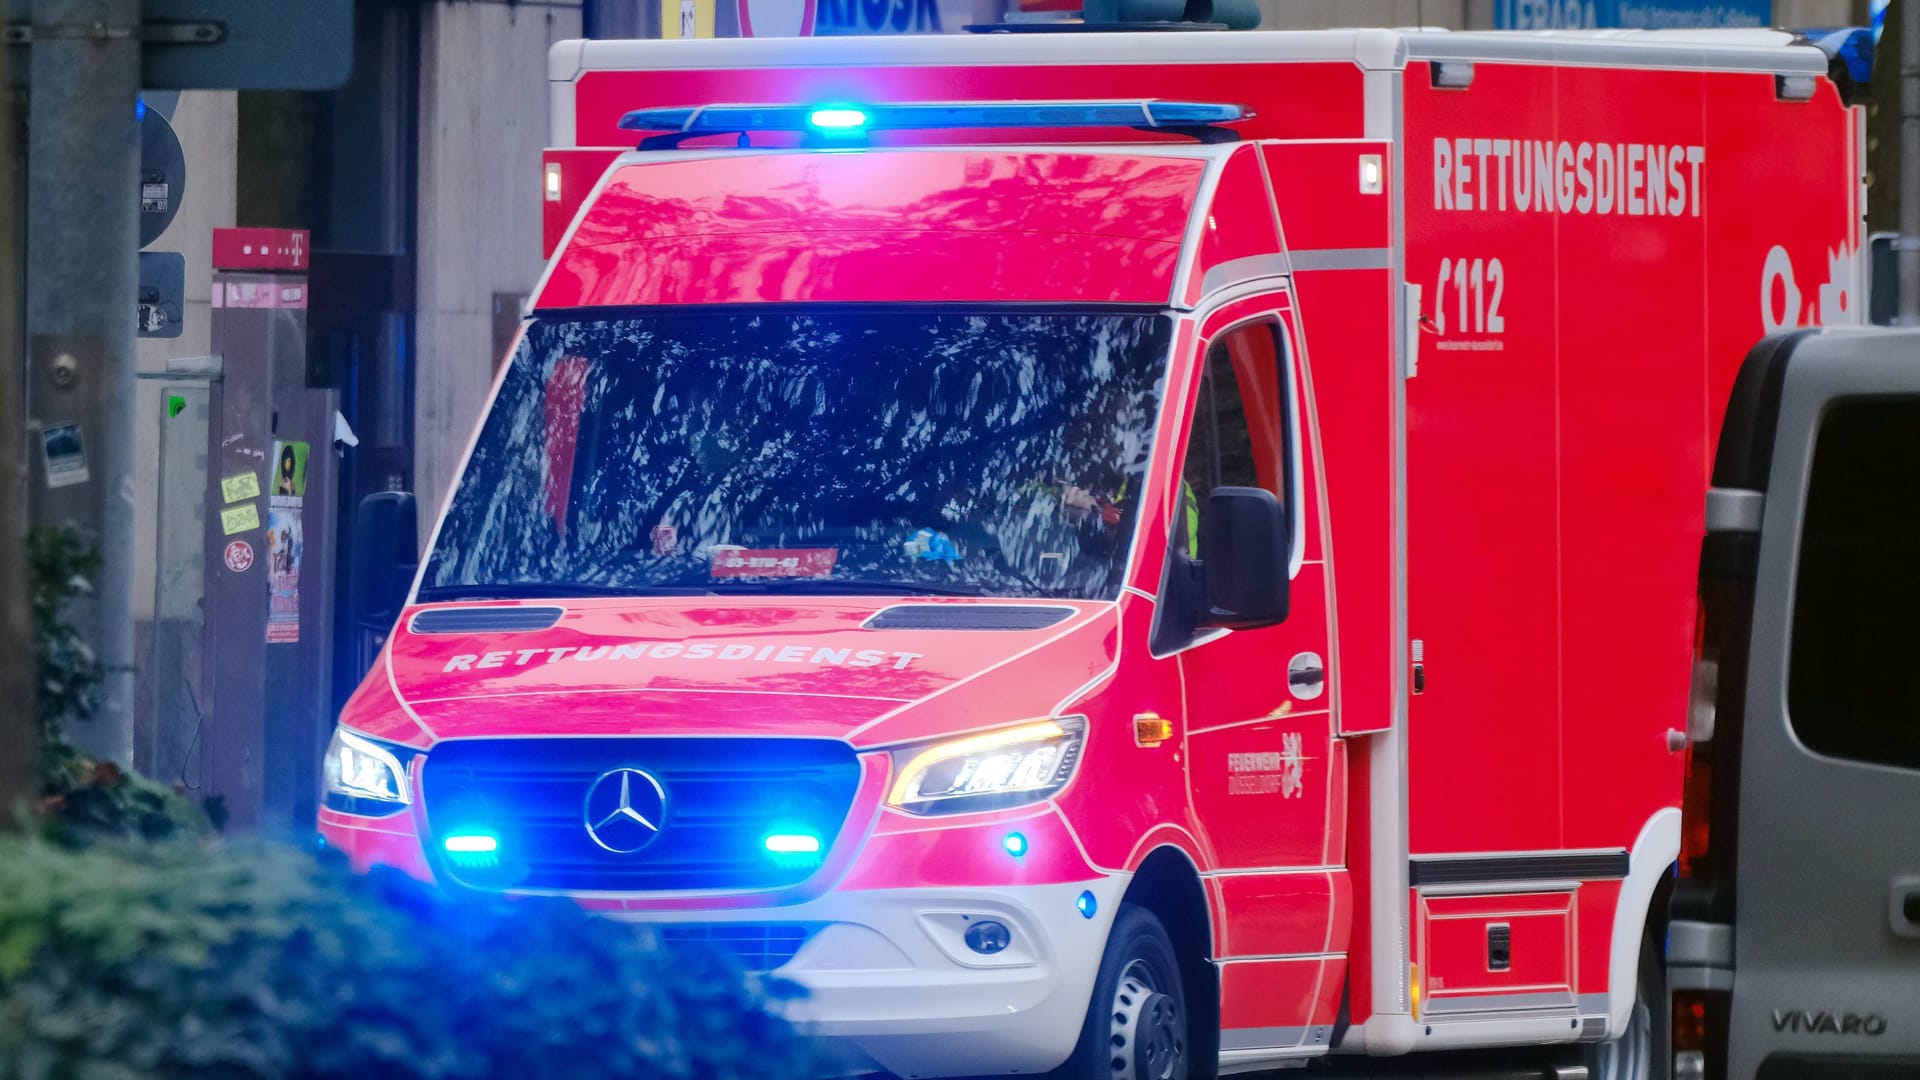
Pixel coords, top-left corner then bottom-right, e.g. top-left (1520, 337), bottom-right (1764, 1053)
top-left (1158, 318), bottom-right (1292, 650)
top-left (1176, 319), bottom-right (1291, 557)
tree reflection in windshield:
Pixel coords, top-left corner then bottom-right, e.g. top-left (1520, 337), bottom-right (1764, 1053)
top-left (421, 309), bottom-right (1172, 601)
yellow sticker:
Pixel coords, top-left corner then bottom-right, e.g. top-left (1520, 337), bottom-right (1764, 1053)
top-left (220, 503), bottom-right (260, 535)
top-left (220, 471), bottom-right (261, 503)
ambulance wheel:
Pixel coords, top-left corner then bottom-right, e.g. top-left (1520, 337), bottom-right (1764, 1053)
top-left (1057, 903), bottom-right (1189, 1080)
top-left (1583, 931), bottom-right (1667, 1080)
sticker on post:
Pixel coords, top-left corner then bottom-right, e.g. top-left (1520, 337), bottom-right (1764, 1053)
top-left (221, 471), bottom-right (261, 504)
top-left (40, 424), bottom-right (88, 489)
top-left (223, 540), bottom-right (254, 573)
top-left (270, 440), bottom-right (309, 497)
top-left (221, 503), bottom-right (260, 535)
top-left (709, 547), bottom-right (838, 579)
top-left (266, 496), bottom-right (302, 643)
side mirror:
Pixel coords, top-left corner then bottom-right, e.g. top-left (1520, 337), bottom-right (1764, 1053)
top-left (350, 491), bottom-right (419, 645)
top-left (1201, 486), bottom-right (1289, 629)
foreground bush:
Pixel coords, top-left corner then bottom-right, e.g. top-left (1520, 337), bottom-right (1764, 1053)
top-left (0, 837), bottom-right (816, 1080)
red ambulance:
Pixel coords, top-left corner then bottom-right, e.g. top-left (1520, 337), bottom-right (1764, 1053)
top-left (320, 26), bottom-right (1864, 1080)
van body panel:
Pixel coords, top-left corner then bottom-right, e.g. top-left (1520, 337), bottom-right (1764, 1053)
top-left (1717, 330), bottom-right (1920, 1077)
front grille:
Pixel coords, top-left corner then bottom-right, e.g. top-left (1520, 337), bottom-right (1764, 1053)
top-left (421, 738), bottom-right (861, 894)
top-left (656, 923), bottom-right (818, 972)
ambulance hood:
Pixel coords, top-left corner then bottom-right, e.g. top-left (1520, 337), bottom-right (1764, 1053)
top-left (370, 597), bottom-right (1119, 749)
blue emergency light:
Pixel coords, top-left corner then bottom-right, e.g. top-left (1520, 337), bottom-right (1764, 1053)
top-left (618, 99), bottom-right (1252, 139)
top-left (443, 832), bottom-right (501, 870)
top-left (763, 832), bottom-right (822, 854)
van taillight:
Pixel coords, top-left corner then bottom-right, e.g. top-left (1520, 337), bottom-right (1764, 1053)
top-left (1679, 746), bottom-right (1712, 878)
top-left (1679, 601), bottom-right (1715, 878)
top-left (1672, 988), bottom-right (1729, 1080)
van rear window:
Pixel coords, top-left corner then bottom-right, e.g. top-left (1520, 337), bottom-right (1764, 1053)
top-left (1787, 397), bottom-right (1920, 772)
top-left (420, 308), bottom-right (1172, 602)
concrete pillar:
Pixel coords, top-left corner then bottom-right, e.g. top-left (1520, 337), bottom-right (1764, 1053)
top-left (414, 0), bottom-right (584, 536)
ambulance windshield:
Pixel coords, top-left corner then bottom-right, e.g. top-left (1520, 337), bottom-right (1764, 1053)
top-left (419, 309), bottom-right (1172, 602)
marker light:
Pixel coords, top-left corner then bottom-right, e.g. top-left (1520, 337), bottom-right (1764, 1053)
top-left (1359, 154), bottom-right (1385, 195)
top-left (1003, 832), bottom-right (1028, 858)
top-left (1076, 890), bottom-right (1098, 919)
top-left (764, 833), bottom-right (822, 854)
top-left (808, 107), bottom-right (868, 130)
top-left (543, 161), bottom-right (563, 201)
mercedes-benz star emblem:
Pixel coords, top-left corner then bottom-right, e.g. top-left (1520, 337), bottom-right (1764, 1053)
top-left (583, 767), bottom-right (667, 854)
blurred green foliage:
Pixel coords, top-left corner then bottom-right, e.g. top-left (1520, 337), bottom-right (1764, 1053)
top-left (10, 529), bottom-right (818, 1080)
top-left (0, 837), bottom-right (816, 1079)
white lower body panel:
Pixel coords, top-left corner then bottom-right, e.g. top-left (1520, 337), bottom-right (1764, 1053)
top-left (609, 876), bottom-right (1131, 1078)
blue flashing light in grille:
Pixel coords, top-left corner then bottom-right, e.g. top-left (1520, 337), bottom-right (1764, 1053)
top-left (1003, 832), bottom-right (1028, 858)
top-left (444, 833), bottom-right (500, 868)
top-left (763, 829), bottom-right (825, 872)
top-left (618, 100), bottom-right (1252, 136)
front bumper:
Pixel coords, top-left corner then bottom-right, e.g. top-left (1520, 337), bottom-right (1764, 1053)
top-left (318, 803), bottom-right (1127, 1078)
top-left (613, 878), bottom-right (1129, 1079)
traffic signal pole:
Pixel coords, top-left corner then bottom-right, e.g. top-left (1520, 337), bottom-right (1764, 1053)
top-left (25, 0), bottom-right (141, 765)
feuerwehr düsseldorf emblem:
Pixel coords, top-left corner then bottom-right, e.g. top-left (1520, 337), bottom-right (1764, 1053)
top-left (583, 767), bottom-right (667, 854)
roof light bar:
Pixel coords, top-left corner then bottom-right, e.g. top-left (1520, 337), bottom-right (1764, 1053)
top-left (618, 100), bottom-right (1252, 136)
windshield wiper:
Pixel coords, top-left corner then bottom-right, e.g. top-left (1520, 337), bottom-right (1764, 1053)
top-left (416, 582), bottom-right (717, 603)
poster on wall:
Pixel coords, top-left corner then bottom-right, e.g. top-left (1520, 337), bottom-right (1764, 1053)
top-left (266, 496), bottom-right (302, 643)
top-left (266, 440), bottom-right (308, 644)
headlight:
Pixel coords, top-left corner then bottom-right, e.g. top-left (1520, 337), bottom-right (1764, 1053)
top-left (887, 718), bottom-right (1085, 816)
top-left (322, 727), bottom-right (418, 817)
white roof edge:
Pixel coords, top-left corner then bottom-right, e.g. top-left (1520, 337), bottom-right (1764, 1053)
top-left (1402, 29), bottom-right (1829, 75)
top-left (547, 25), bottom-right (1831, 81)
top-left (558, 29), bottom-right (1408, 75)
top-left (550, 38), bottom-right (587, 82)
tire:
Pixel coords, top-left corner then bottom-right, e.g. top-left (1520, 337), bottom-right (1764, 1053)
top-left (1054, 903), bottom-right (1192, 1080)
top-left (1584, 929), bottom-right (1669, 1080)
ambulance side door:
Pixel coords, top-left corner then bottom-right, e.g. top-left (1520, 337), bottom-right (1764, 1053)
top-left (1160, 297), bottom-right (1345, 1052)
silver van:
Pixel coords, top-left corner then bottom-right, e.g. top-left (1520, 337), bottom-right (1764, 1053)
top-left (1667, 328), bottom-right (1920, 1079)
